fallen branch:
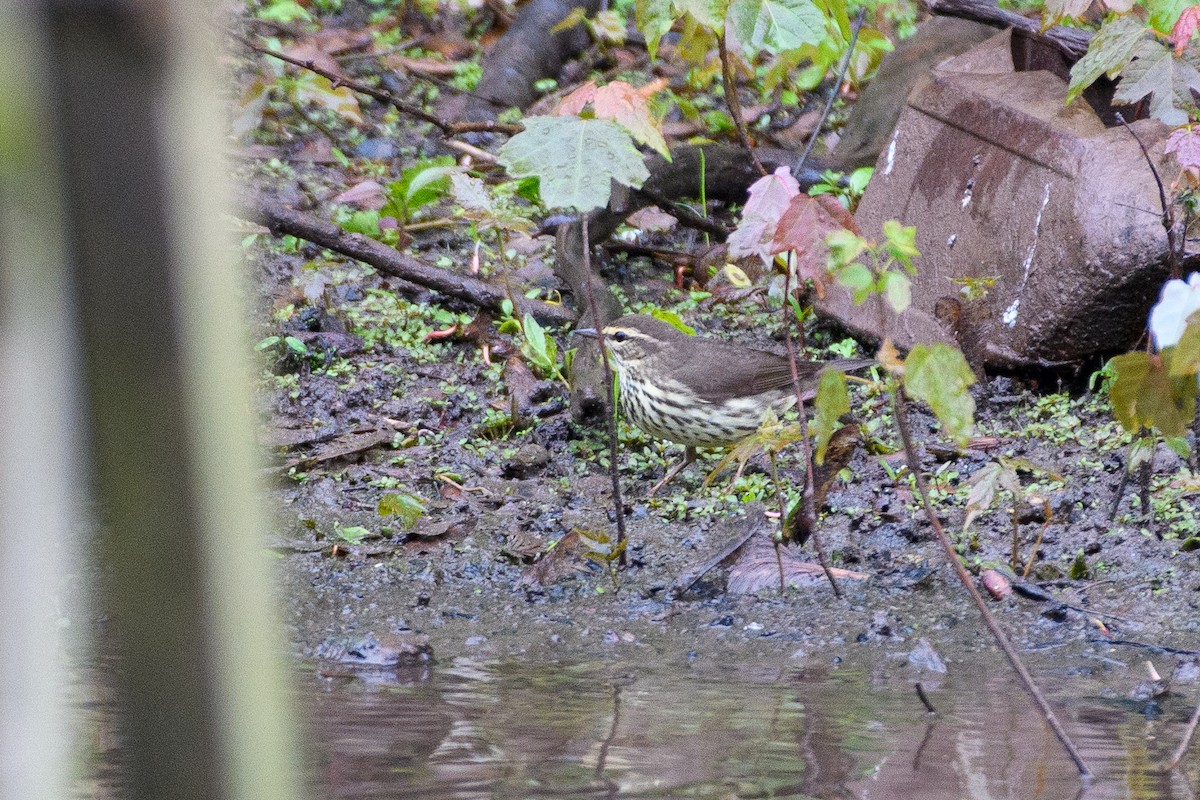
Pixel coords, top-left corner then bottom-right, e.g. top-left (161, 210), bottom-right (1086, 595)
top-left (228, 29), bottom-right (522, 138)
top-left (921, 0), bottom-right (1091, 59)
top-left (1171, 698), bottom-right (1200, 769)
top-left (892, 392), bottom-right (1093, 778)
top-left (242, 199), bottom-right (576, 325)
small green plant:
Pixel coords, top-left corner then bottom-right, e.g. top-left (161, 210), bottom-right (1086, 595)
top-left (808, 167), bottom-right (874, 210)
top-left (378, 492), bottom-right (426, 529)
top-left (498, 299), bottom-right (572, 384)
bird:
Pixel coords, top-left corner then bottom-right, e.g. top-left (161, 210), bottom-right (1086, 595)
top-left (574, 314), bottom-right (873, 494)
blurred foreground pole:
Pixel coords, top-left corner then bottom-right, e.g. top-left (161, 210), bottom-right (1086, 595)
top-left (0, 6), bottom-right (78, 800)
top-left (7, 2), bottom-right (307, 799)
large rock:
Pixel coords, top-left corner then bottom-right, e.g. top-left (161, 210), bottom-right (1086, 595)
top-left (820, 28), bottom-right (1180, 369)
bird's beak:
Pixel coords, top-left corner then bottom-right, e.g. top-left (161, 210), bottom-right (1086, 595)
top-left (573, 327), bottom-right (598, 338)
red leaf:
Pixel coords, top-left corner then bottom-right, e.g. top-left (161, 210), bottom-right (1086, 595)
top-left (1166, 125), bottom-right (1200, 183)
top-left (769, 194), bottom-right (857, 288)
top-left (333, 180), bottom-right (387, 209)
top-left (1171, 6), bottom-right (1200, 55)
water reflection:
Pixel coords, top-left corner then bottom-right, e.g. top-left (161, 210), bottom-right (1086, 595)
top-left (304, 656), bottom-right (1199, 799)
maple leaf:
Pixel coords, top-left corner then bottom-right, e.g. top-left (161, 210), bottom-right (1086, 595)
top-left (769, 194), bottom-right (858, 291)
top-left (555, 80), bottom-right (671, 157)
top-left (1166, 125), bottom-right (1200, 184)
top-left (726, 166), bottom-right (799, 265)
top-left (1113, 38), bottom-right (1200, 126)
top-left (1172, 5), bottom-right (1200, 55)
top-left (1041, 0), bottom-right (1092, 27)
top-left (1067, 15), bottom-right (1146, 104)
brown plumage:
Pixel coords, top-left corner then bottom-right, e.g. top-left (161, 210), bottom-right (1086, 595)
top-left (576, 314), bottom-right (872, 492)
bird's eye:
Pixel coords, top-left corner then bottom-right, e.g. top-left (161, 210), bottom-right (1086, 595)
top-left (613, 331), bottom-right (627, 342)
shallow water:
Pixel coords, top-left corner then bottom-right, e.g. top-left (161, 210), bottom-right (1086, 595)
top-left (303, 654), bottom-right (1199, 800)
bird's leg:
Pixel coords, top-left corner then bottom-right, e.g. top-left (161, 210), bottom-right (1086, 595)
top-left (648, 446), bottom-right (696, 496)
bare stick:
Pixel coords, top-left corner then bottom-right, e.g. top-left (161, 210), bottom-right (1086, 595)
top-left (915, 682), bottom-right (937, 714)
top-left (579, 214), bottom-right (628, 564)
top-left (718, 35), bottom-right (767, 177)
top-left (242, 199), bottom-right (574, 324)
top-left (891, 392), bottom-right (1092, 778)
top-left (782, 267), bottom-right (842, 598)
top-left (227, 29), bottom-right (522, 138)
top-left (1116, 113), bottom-right (1180, 278)
top-left (794, 8), bottom-right (867, 178)
top-left (1170, 697), bottom-right (1200, 769)
top-left (921, 0), bottom-right (1092, 59)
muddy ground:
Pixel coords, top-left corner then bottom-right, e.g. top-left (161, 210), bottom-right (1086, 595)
top-left (246, 175), bottom-right (1200, 692)
top-left (230, 6), bottom-right (1200, 704)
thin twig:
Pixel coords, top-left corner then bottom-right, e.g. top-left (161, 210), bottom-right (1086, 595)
top-left (228, 28), bottom-right (522, 138)
top-left (891, 391), bottom-right (1092, 778)
top-left (1116, 112), bottom-right (1180, 278)
top-left (1171, 698), bottom-right (1200, 769)
top-left (782, 267), bottom-right (842, 598)
top-left (718, 35), bottom-right (767, 177)
top-left (242, 199), bottom-right (574, 324)
top-left (915, 682), bottom-right (937, 714)
top-left (579, 215), bottom-right (628, 564)
top-left (767, 453), bottom-right (790, 592)
top-left (794, 8), bottom-right (867, 178)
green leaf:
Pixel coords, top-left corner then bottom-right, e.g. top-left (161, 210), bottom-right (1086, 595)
top-left (1108, 351), bottom-right (1198, 436)
top-left (636, 0), bottom-right (676, 58)
top-left (963, 461), bottom-right (1002, 532)
top-left (1112, 38), bottom-right (1200, 125)
top-left (378, 493), bottom-right (426, 529)
top-left (727, 0), bottom-right (825, 56)
top-left (498, 116), bottom-right (649, 212)
top-left (675, 0), bottom-right (728, 29)
top-left (834, 263), bottom-right (873, 303)
top-left (339, 209), bottom-right (382, 237)
top-left (648, 308), bottom-right (696, 334)
top-left (812, 368), bottom-right (850, 464)
top-left (257, 0), bottom-right (312, 22)
top-left (847, 167), bottom-right (873, 194)
top-left (1068, 16), bottom-right (1147, 103)
top-left (1146, 0), bottom-right (1191, 33)
top-left (882, 220), bottom-right (919, 271)
top-left (389, 156), bottom-right (456, 220)
top-left (523, 313), bottom-right (549, 361)
top-left (904, 344), bottom-right (977, 446)
top-left (1169, 315), bottom-right (1200, 375)
top-left (256, 335), bottom-right (282, 351)
top-left (334, 525), bottom-right (371, 545)
top-left (826, 228), bottom-right (867, 267)
top-left (881, 271), bottom-right (911, 313)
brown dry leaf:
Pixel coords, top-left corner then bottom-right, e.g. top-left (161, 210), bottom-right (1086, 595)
top-left (726, 533), bottom-right (866, 594)
top-left (505, 354), bottom-right (538, 412)
top-left (282, 41), bottom-right (347, 78)
top-left (877, 339), bottom-right (904, 374)
top-left (1167, 125), bottom-right (1200, 186)
top-left (283, 425), bottom-right (394, 469)
top-left (556, 81), bottom-right (598, 116)
top-left (383, 54), bottom-right (460, 76)
top-left (523, 529), bottom-right (593, 586)
top-left (626, 205), bottom-right (678, 232)
top-left (770, 194), bottom-right (857, 290)
top-left (556, 80), bottom-right (670, 157)
top-left (334, 180), bottom-right (387, 209)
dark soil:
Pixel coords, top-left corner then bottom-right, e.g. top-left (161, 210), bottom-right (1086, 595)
top-left (231, 3), bottom-right (1200, 703)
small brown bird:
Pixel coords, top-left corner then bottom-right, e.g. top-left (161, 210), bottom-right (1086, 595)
top-left (576, 314), bottom-right (872, 493)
